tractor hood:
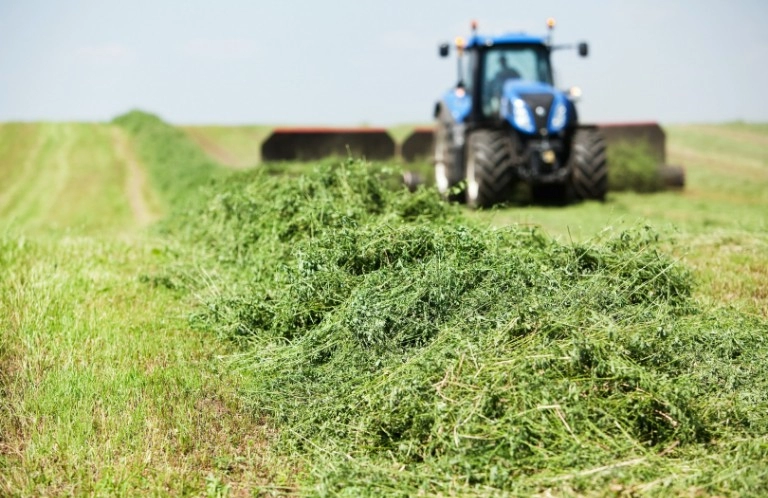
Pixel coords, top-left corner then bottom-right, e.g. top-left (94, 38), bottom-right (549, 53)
top-left (500, 80), bottom-right (572, 135)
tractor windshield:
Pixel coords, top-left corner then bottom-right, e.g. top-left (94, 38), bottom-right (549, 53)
top-left (482, 44), bottom-right (553, 88)
top-left (480, 44), bottom-right (553, 117)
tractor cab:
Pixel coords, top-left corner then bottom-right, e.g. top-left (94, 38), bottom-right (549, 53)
top-left (440, 21), bottom-right (587, 135)
top-left (450, 36), bottom-right (554, 114)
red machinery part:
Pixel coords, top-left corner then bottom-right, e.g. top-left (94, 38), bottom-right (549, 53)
top-left (261, 127), bottom-right (396, 162)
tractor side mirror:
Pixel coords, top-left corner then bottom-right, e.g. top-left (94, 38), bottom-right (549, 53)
top-left (578, 42), bottom-right (589, 57)
top-left (439, 43), bottom-right (450, 57)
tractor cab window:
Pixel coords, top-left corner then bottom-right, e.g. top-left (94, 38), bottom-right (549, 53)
top-left (457, 50), bottom-right (476, 96)
top-left (481, 45), bottom-right (552, 116)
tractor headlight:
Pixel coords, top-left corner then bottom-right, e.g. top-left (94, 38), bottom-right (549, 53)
top-left (512, 99), bottom-right (535, 133)
top-left (549, 101), bottom-right (568, 132)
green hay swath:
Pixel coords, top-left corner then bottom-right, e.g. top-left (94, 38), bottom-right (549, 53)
top-left (159, 160), bottom-right (767, 496)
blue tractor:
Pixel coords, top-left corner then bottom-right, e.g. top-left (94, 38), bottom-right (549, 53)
top-left (435, 19), bottom-right (607, 207)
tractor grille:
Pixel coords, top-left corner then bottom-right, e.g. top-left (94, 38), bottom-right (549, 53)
top-left (521, 93), bottom-right (554, 132)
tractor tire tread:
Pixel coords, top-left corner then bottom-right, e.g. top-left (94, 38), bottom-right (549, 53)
top-left (569, 129), bottom-right (608, 201)
top-left (468, 129), bottom-right (518, 208)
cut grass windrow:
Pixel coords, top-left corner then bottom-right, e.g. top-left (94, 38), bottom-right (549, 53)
top-left (159, 158), bottom-right (768, 496)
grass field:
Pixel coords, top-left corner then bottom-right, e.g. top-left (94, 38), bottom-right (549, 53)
top-left (0, 123), bottom-right (156, 234)
top-left (181, 125), bottom-right (274, 169)
top-left (0, 122), bottom-right (278, 495)
top-left (1, 115), bottom-right (766, 496)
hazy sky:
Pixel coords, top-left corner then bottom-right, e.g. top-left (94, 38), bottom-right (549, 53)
top-left (1, 1), bottom-right (766, 125)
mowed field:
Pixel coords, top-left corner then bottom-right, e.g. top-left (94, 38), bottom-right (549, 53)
top-left (1, 118), bottom-right (766, 495)
top-left (181, 125), bottom-right (272, 169)
top-left (0, 123), bottom-right (158, 234)
top-left (0, 122), bottom-right (275, 495)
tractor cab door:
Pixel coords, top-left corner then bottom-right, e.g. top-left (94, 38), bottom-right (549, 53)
top-left (460, 49), bottom-right (477, 94)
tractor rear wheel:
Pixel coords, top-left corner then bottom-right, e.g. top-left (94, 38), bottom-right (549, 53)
top-left (466, 130), bottom-right (518, 208)
top-left (434, 104), bottom-right (464, 202)
top-left (435, 121), bottom-right (463, 201)
top-left (567, 128), bottom-right (608, 201)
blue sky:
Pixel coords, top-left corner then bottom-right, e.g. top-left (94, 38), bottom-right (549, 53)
top-left (1, 0), bottom-right (766, 125)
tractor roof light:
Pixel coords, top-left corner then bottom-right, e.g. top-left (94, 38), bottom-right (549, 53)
top-left (455, 36), bottom-right (466, 55)
top-left (546, 17), bottom-right (556, 45)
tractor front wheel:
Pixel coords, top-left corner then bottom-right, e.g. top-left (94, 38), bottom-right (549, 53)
top-left (567, 128), bottom-right (608, 202)
top-left (465, 130), bottom-right (518, 208)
